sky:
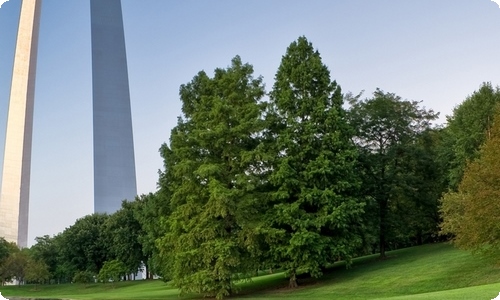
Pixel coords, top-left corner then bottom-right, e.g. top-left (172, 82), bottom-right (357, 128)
top-left (0, 0), bottom-right (500, 246)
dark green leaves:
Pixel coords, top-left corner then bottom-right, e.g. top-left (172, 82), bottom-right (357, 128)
top-left (347, 89), bottom-right (439, 257)
top-left (264, 36), bottom-right (364, 286)
top-left (157, 56), bottom-right (266, 298)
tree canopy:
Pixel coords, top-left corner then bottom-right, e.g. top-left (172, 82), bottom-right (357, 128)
top-left (442, 82), bottom-right (500, 189)
top-left (263, 36), bottom-right (364, 287)
top-left (156, 56), bottom-right (267, 299)
top-left (440, 107), bottom-right (500, 257)
top-left (347, 89), bottom-right (439, 257)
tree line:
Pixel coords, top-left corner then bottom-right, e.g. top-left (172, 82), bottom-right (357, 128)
top-left (1, 36), bottom-right (499, 298)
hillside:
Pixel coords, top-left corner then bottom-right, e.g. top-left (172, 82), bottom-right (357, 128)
top-left (2, 243), bottom-right (500, 300)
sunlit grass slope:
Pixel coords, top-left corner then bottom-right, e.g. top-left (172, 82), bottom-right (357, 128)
top-left (240, 243), bottom-right (500, 299)
top-left (2, 243), bottom-right (500, 299)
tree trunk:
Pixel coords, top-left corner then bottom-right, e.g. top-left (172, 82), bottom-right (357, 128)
top-left (146, 262), bottom-right (152, 279)
top-left (379, 198), bottom-right (388, 259)
top-left (417, 229), bottom-right (423, 245)
top-left (289, 270), bottom-right (298, 288)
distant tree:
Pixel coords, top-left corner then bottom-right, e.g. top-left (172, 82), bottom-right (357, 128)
top-left (1, 250), bottom-right (29, 284)
top-left (132, 193), bottom-right (166, 279)
top-left (156, 56), bottom-right (266, 299)
top-left (104, 201), bottom-right (145, 278)
top-left (25, 258), bottom-right (50, 288)
top-left (0, 239), bottom-right (18, 285)
top-left (263, 36), bottom-right (364, 288)
top-left (440, 108), bottom-right (500, 258)
top-left (58, 213), bottom-right (111, 275)
top-left (97, 260), bottom-right (127, 284)
top-left (72, 270), bottom-right (95, 284)
top-left (348, 89), bottom-right (439, 257)
top-left (30, 235), bottom-right (58, 282)
top-left (0, 238), bottom-right (9, 263)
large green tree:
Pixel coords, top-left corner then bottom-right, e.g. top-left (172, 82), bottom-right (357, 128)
top-left (157, 56), bottom-right (266, 299)
top-left (440, 82), bottom-right (500, 190)
top-left (348, 89), bottom-right (439, 257)
top-left (264, 37), bottom-right (364, 287)
top-left (440, 108), bottom-right (500, 257)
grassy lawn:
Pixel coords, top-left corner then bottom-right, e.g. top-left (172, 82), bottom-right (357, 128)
top-left (2, 243), bottom-right (500, 299)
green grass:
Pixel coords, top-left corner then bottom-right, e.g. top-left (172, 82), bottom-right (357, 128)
top-left (2, 243), bottom-right (500, 299)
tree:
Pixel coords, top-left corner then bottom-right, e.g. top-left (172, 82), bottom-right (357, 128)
top-left (0, 238), bottom-right (9, 263)
top-left (97, 260), bottom-right (127, 284)
top-left (440, 108), bottom-right (500, 257)
top-left (72, 270), bottom-right (95, 284)
top-left (58, 213), bottom-right (110, 275)
top-left (157, 56), bottom-right (266, 299)
top-left (348, 89), bottom-right (439, 257)
top-left (0, 239), bottom-right (18, 285)
top-left (1, 250), bottom-right (29, 285)
top-left (132, 192), bottom-right (168, 279)
top-left (25, 258), bottom-right (50, 288)
top-left (30, 235), bottom-right (58, 282)
top-left (51, 233), bottom-right (75, 283)
top-left (104, 201), bottom-right (145, 278)
top-left (442, 82), bottom-right (500, 190)
top-left (264, 36), bottom-right (364, 287)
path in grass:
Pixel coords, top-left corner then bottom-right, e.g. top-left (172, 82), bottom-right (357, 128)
top-left (2, 243), bottom-right (500, 299)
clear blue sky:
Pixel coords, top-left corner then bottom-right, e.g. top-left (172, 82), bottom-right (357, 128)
top-left (1, 0), bottom-right (500, 246)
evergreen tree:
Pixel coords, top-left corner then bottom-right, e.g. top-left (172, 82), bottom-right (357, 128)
top-left (157, 56), bottom-right (266, 299)
top-left (264, 37), bottom-right (364, 287)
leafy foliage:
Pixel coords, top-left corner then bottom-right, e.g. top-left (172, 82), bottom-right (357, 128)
top-left (58, 214), bottom-right (110, 275)
top-left (442, 82), bottom-right (500, 189)
top-left (132, 193), bottom-right (167, 279)
top-left (264, 36), bottom-right (364, 287)
top-left (0, 249), bottom-right (29, 284)
top-left (29, 235), bottom-right (58, 282)
top-left (25, 258), bottom-right (50, 286)
top-left (0, 241), bottom-right (19, 284)
top-left (0, 238), bottom-right (9, 263)
top-left (72, 270), bottom-right (95, 284)
top-left (348, 89), bottom-right (439, 257)
top-left (104, 201), bottom-right (145, 275)
top-left (440, 107), bottom-right (500, 258)
top-left (98, 260), bottom-right (127, 284)
top-left (157, 56), bottom-right (266, 298)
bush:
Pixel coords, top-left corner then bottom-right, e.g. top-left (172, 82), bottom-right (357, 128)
top-left (97, 260), bottom-right (127, 283)
top-left (72, 270), bottom-right (95, 284)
